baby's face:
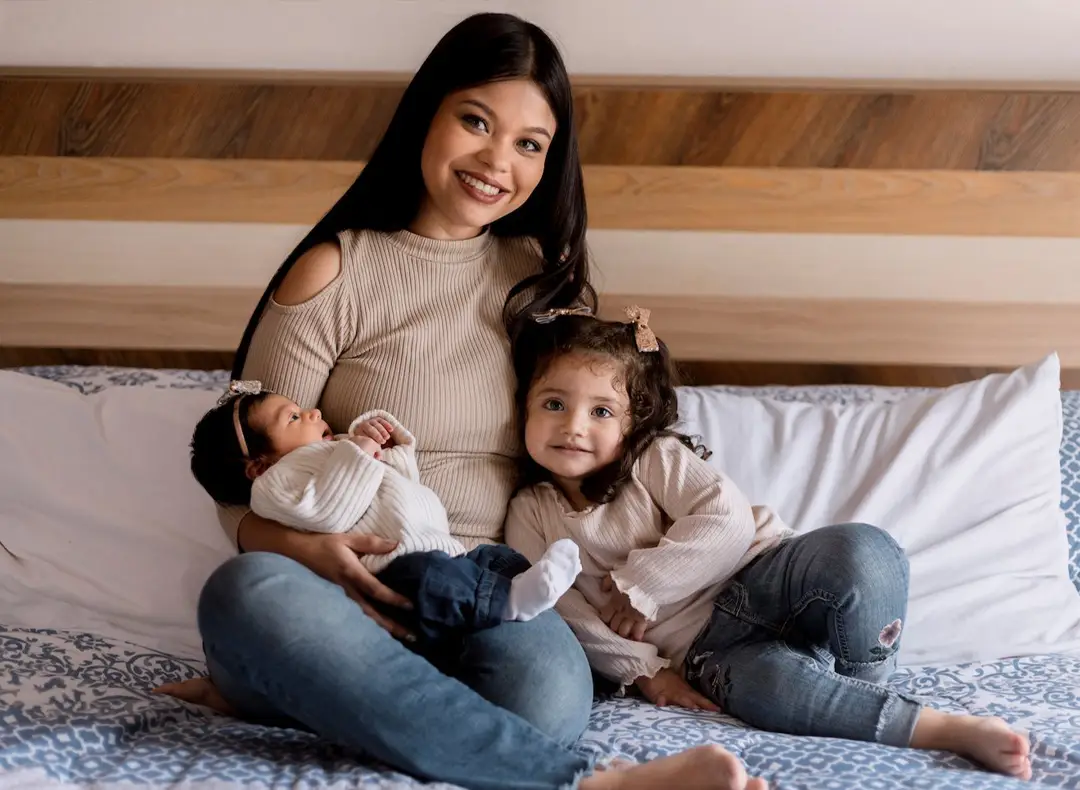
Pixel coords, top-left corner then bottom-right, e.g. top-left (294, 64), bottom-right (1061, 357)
top-left (524, 352), bottom-right (631, 487)
top-left (247, 394), bottom-right (333, 456)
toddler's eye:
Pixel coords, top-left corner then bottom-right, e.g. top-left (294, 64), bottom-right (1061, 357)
top-left (593, 406), bottom-right (613, 418)
top-left (543, 399), bottom-right (564, 412)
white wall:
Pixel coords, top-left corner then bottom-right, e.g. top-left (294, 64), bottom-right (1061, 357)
top-left (4, 0), bottom-right (1080, 82)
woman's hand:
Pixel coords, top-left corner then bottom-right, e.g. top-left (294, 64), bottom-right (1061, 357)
top-left (303, 531), bottom-right (416, 641)
top-left (636, 668), bottom-right (721, 712)
top-left (239, 515), bottom-right (416, 641)
top-left (599, 575), bottom-right (649, 641)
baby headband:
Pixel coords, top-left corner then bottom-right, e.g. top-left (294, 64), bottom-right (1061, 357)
top-left (217, 379), bottom-right (265, 459)
top-left (528, 305), bottom-right (658, 352)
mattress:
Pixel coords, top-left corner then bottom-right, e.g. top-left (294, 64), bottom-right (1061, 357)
top-left (3, 366), bottom-right (1079, 790)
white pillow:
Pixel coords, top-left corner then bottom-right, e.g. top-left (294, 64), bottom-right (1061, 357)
top-left (677, 353), bottom-right (1080, 666)
top-left (0, 372), bottom-right (232, 658)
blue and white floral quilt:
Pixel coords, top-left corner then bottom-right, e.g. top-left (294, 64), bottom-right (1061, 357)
top-left (3, 366), bottom-right (1080, 790)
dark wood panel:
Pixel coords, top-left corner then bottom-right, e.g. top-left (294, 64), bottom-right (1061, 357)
top-left (5, 76), bottom-right (1080, 169)
top-left (0, 347), bottom-right (234, 370)
top-left (6, 347), bottom-right (1079, 389)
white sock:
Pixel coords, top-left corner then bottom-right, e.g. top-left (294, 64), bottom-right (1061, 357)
top-left (506, 539), bottom-right (582, 622)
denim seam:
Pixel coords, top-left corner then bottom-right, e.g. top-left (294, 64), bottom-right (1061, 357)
top-left (716, 583), bottom-right (783, 632)
top-left (473, 569), bottom-right (500, 626)
top-left (783, 588), bottom-right (852, 664)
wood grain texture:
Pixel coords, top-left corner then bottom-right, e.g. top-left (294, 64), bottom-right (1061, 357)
top-left (0, 284), bottom-right (259, 351)
top-left (7, 346), bottom-right (1079, 389)
top-left (6, 76), bottom-right (1080, 169)
top-left (3, 283), bottom-right (1073, 367)
top-left (8, 156), bottom-right (1080, 236)
top-left (0, 347), bottom-right (234, 371)
top-left (595, 294), bottom-right (1076, 367)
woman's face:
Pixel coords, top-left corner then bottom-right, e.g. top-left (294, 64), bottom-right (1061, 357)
top-left (414, 78), bottom-right (557, 240)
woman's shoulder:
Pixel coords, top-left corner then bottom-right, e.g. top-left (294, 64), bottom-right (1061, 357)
top-left (274, 241), bottom-right (343, 306)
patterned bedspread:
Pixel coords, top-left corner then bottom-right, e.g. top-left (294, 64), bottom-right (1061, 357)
top-left (3, 366), bottom-right (1080, 789)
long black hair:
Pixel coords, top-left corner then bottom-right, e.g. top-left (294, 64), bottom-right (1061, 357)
top-left (232, 12), bottom-right (594, 377)
top-left (512, 314), bottom-right (709, 505)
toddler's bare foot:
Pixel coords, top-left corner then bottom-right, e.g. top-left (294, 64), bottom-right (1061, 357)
top-left (583, 745), bottom-right (767, 790)
top-left (913, 709), bottom-right (1030, 780)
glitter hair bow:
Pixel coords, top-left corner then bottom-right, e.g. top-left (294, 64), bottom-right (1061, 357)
top-left (530, 306), bottom-right (595, 324)
top-left (624, 305), bottom-right (659, 353)
top-left (216, 379), bottom-right (264, 406)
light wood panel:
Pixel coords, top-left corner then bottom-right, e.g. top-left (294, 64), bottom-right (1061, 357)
top-left (6, 157), bottom-right (1080, 236)
top-left (597, 295), bottom-right (1074, 367)
top-left (2, 283), bottom-right (1071, 367)
top-left (0, 284), bottom-right (259, 351)
top-left (7, 75), bottom-right (1080, 170)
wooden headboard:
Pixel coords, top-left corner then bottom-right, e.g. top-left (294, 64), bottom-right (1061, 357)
top-left (3, 69), bottom-right (1080, 386)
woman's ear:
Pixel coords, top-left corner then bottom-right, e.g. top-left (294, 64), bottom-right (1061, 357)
top-left (245, 456), bottom-right (274, 480)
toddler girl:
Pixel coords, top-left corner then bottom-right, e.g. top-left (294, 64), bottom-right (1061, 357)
top-left (505, 307), bottom-right (1031, 781)
top-left (190, 381), bottom-right (582, 646)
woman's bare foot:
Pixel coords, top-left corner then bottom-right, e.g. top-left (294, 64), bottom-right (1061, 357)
top-left (912, 709), bottom-right (1031, 780)
top-left (153, 676), bottom-right (236, 716)
top-left (582, 745), bottom-right (767, 790)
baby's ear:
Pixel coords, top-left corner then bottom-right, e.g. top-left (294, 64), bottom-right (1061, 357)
top-left (245, 456), bottom-right (274, 480)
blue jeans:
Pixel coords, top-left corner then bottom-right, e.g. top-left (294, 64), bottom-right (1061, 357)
top-left (685, 523), bottom-right (922, 747)
top-left (198, 551), bottom-right (594, 790)
top-left (375, 544), bottom-right (530, 645)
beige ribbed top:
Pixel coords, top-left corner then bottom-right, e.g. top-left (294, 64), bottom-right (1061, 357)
top-left (218, 228), bottom-right (542, 548)
top-left (505, 436), bottom-right (793, 688)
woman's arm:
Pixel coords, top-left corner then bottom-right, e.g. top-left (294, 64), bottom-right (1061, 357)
top-left (233, 242), bottom-right (414, 635)
top-left (243, 241), bottom-right (355, 409)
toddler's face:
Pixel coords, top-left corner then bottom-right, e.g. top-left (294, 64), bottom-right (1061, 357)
top-left (247, 394), bottom-right (333, 457)
top-left (524, 352), bottom-right (631, 490)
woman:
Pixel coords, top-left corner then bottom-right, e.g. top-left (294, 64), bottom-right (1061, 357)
top-left (163, 13), bottom-right (767, 790)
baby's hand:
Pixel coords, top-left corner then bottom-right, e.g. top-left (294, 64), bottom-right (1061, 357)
top-left (352, 417), bottom-right (396, 449)
top-left (599, 575), bottom-right (649, 641)
top-left (348, 435), bottom-right (383, 458)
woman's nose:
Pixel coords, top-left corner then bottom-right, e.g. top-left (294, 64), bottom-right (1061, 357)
top-left (476, 139), bottom-right (511, 173)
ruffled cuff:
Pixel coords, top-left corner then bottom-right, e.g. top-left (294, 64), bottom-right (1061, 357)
top-left (609, 570), bottom-right (660, 623)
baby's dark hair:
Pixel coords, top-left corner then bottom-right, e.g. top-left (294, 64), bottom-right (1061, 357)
top-left (512, 312), bottom-right (710, 505)
top-left (190, 392), bottom-right (275, 505)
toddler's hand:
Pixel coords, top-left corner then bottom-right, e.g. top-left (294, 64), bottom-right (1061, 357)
top-left (599, 575), bottom-right (649, 641)
top-left (636, 668), bottom-right (720, 712)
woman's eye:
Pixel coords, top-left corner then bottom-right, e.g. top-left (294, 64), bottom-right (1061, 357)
top-left (593, 407), bottom-right (613, 418)
top-left (543, 399), bottom-right (564, 412)
top-left (518, 138), bottom-right (542, 154)
top-left (462, 114), bottom-right (489, 133)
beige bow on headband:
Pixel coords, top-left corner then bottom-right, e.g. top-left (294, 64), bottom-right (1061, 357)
top-left (625, 305), bottom-right (659, 352)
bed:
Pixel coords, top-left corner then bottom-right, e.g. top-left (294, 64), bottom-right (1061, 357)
top-left (6, 66), bottom-right (1080, 790)
top-left (2, 365), bottom-right (1079, 790)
